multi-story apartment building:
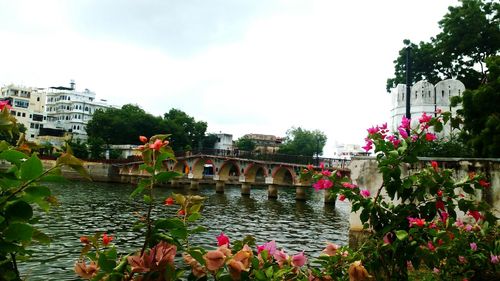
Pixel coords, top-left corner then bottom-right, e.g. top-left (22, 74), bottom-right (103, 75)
top-left (44, 81), bottom-right (111, 141)
top-left (0, 84), bottom-right (47, 140)
top-left (241, 133), bottom-right (284, 153)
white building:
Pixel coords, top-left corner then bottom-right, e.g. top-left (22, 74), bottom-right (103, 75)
top-left (0, 84), bottom-right (47, 140)
top-left (390, 79), bottom-right (464, 137)
top-left (44, 81), bottom-right (112, 141)
top-left (213, 133), bottom-right (233, 150)
top-left (333, 143), bottom-right (368, 159)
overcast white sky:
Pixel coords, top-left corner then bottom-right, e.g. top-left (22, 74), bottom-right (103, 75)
top-left (0, 0), bottom-right (459, 156)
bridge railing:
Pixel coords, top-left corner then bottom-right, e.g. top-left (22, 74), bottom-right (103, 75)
top-left (176, 149), bottom-right (350, 168)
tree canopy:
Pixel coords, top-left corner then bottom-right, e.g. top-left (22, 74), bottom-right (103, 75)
top-left (278, 127), bottom-right (327, 157)
top-left (386, 0), bottom-right (499, 92)
top-left (86, 105), bottom-right (209, 152)
top-left (235, 137), bottom-right (256, 151)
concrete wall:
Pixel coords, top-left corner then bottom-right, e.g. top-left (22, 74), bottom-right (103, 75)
top-left (348, 157), bottom-right (500, 234)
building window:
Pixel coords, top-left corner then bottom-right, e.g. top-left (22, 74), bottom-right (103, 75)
top-left (31, 134), bottom-right (35, 138)
top-left (37, 97), bottom-right (40, 101)
top-left (22, 113), bottom-right (26, 117)
top-left (14, 99), bottom-right (29, 108)
top-left (30, 123), bottom-right (34, 128)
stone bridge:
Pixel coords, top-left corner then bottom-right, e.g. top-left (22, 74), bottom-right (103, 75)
top-left (115, 154), bottom-right (350, 203)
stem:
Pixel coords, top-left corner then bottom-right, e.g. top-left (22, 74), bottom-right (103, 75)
top-left (11, 253), bottom-right (19, 278)
top-left (140, 152), bottom-right (156, 256)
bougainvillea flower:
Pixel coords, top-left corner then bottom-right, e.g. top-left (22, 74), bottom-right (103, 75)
top-left (425, 133), bottom-right (437, 141)
top-left (467, 210), bottom-right (482, 222)
top-left (437, 190), bottom-right (443, 197)
top-left (178, 209), bottom-right (186, 216)
top-left (407, 217), bottom-right (425, 228)
top-left (342, 182), bottom-right (357, 189)
top-left (458, 256), bottom-right (466, 264)
top-left (257, 240), bottom-right (276, 255)
top-left (164, 197), bottom-right (174, 206)
top-left (273, 249), bottom-right (289, 268)
top-left (360, 189), bottom-right (370, 198)
top-left (491, 254), bottom-right (499, 264)
top-left (431, 161), bottom-right (438, 171)
top-left (149, 139), bottom-right (164, 151)
top-left (439, 211), bottom-right (449, 223)
top-left (322, 242), bottom-right (340, 256)
top-left (204, 249), bottom-right (226, 271)
top-left (228, 246), bottom-right (253, 279)
top-left (312, 179), bottom-right (333, 191)
top-left (470, 242), bottom-right (477, 251)
top-left (367, 126), bottom-right (378, 135)
top-left (127, 242), bottom-right (176, 273)
top-left (102, 233), bottom-right (113, 246)
top-left (479, 179), bottom-right (490, 188)
top-left (427, 241), bottom-right (436, 251)
top-left (217, 232), bottom-right (230, 247)
top-left (338, 194), bottom-right (346, 201)
top-left (74, 260), bottom-right (99, 279)
top-left (436, 200), bottom-right (445, 211)
top-left (321, 170), bottom-right (332, 177)
top-left (401, 116), bottom-right (411, 129)
top-left (139, 136), bottom-right (148, 143)
top-left (419, 112), bottom-right (432, 123)
top-left (291, 251), bottom-right (307, 267)
top-left (398, 127), bottom-right (408, 139)
top-left (218, 244), bottom-right (232, 258)
top-left (0, 100), bottom-right (11, 110)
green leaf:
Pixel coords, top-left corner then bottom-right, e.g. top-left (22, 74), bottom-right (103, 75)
top-left (143, 195), bottom-right (152, 204)
top-left (0, 215), bottom-right (4, 224)
top-left (189, 204), bottom-right (202, 214)
top-left (189, 226), bottom-right (207, 234)
top-left (40, 174), bottom-right (67, 183)
top-left (5, 222), bottom-right (34, 242)
top-left (24, 185), bottom-right (51, 199)
top-left (20, 155), bottom-right (44, 181)
top-left (98, 253), bottom-right (117, 273)
top-left (155, 171), bottom-right (181, 183)
top-left (187, 213), bottom-right (202, 222)
top-left (265, 265), bottom-right (274, 278)
top-left (155, 218), bottom-right (185, 230)
top-left (188, 249), bottom-right (206, 265)
top-left (56, 153), bottom-right (91, 180)
top-left (130, 179), bottom-right (150, 198)
top-left (396, 230), bottom-right (408, 240)
top-left (5, 200), bottom-right (33, 222)
top-left (0, 150), bottom-right (27, 166)
top-left (32, 228), bottom-right (51, 244)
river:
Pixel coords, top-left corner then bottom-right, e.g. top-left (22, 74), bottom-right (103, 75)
top-left (18, 181), bottom-right (350, 280)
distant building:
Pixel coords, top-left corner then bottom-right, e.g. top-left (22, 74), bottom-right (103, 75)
top-left (390, 79), bottom-right (464, 137)
top-left (43, 80), bottom-right (113, 141)
top-left (333, 143), bottom-right (368, 159)
top-left (213, 133), bottom-right (233, 150)
top-left (242, 133), bottom-right (283, 153)
top-left (1, 84), bottom-right (47, 140)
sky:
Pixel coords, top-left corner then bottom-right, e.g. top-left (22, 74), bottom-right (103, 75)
top-left (0, 0), bottom-right (459, 156)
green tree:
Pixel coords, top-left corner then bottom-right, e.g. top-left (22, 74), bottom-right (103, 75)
top-left (458, 56), bottom-right (500, 157)
top-left (278, 127), bottom-right (327, 157)
top-left (201, 133), bottom-right (219, 150)
top-left (163, 108), bottom-right (207, 152)
top-left (386, 0), bottom-right (499, 92)
top-left (66, 139), bottom-right (89, 159)
top-left (235, 137), bottom-right (256, 151)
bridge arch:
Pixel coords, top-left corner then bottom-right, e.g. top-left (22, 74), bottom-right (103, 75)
top-left (244, 163), bottom-right (268, 183)
top-left (218, 160), bottom-right (241, 181)
top-left (272, 166), bottom-right (295, 185)
top-left (172, 160), bottom-right (189, 175)
top-left (192, 158), bottom-right (215, 179)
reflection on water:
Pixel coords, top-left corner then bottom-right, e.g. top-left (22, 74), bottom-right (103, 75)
top-left (18, 181), bottom-right (350, 280)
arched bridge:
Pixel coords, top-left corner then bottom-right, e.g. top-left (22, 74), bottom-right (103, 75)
top-left (114, 154), bottom-right (350, 203)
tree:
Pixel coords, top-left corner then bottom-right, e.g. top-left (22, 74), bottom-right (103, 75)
top-left (235, 137), bottom-right (256, 151)
top-left (163, 108), bottom-right (207, 152)
top-left (278, 127), bottom-right (327, 157)
top-left (201, 133), bottom-right (219, 150)
top-left (66, 139), bottom-right (89, 159)
top-left (458, 56), bottom-right (500, 157)
top-left (386, 0), bottom-right (499, 92)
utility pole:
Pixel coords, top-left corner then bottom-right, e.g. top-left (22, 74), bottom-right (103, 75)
top-left (405, 46), bottom-right (412, 120)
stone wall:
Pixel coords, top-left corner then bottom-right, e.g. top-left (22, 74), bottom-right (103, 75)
top-left (40, 159), bottom-right (120, 182)
top-left (348, 156), bottom-right (500, 245)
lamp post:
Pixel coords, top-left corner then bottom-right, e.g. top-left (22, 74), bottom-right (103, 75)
top-left (315, 136), bottom-right (320, 166)
top-left (405, 46), bottom-right (412, 120)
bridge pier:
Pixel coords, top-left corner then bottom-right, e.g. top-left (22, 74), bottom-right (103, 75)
top-left (295, 186), bottom-right (307, 201)
top-left (241, 183), bottom-right (251, 196)
top-left (215, 181), bottom-right (225, 194)
top-left (268, 184), bottom-right (278, 199)
top-left (324, 190), bottom-right (336, 205)
top-left (189, 180), bottom-right (199, 191)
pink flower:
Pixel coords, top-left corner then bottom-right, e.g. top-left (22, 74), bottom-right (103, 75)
top-left (217, 232), bottom-right (230, 247)
top-left (425, 133), bottom-right (437, 141)
top-left (491, 254), bottom-right (499, 264)
top-left (338, 194), bottom-right (346, 201)
top-left (0, 100), bottom-right (11, 110)
top-left (439, 212), bottom-right (449, 223)
top-left (257, 240), bottom-right (276, 255)
top-left (291, 252), bottom-right (307, 267)
top-left (383, 232), bottom-right (394, 245)
top-left (436, 200), bottom-right (445, 211)
top-left (435, 108), bottom-right (442, 114)
top-left (465, 224), bottom-right (473, 232)
top-left (428, 241), bottom-right (436, 251)
top-left (468, 210), bottom-right (483, 222)
top-left (367, 126), bottom-right (378, 135)
top-left (102, 233), bottom-right (113, 246)
top-left (360, 189), bottom-right (370, 198)
top-left (149, 139), bottom-right (164, 151)
top-left (312, 179), bottom-right (333, 191)
top-left (455, 219), bottom-right (464, 228)
top-left (401, 116), bottom-right (411, 129)
top-left (431, 161), bottom-right (438, 171)
top-left (459, 256), bottom-right (466, 264)
top-left (321, 170), bottom-right (332, 177)
top-left (470, 242), bottom-right (477, 251)
top-left (433, 267), bottom-right (440, 274)
top-left (411, 135), bottom-right (419, 142)
top-left (319, 162), bottom-right (325, 169)
top-left (479, 179), bottom-right (490, 188)
top-left (399, 127), bottom-right (408, 139)
top-left (362, 143), bottom-right (373, 152)
top-left (273, 249), bottom-right (289, 267)
top-left (408, 217), bottom-right (426, 228)
top-left (322, 242), bottom-right (340, 256)
top-left (380, 123), bottom-right (388, 130)
top-left (139, 136), bottom-right (148, 143)
top-left (419, 112), bottom-right (432, 124)
top-left (342, 182), bottom-right (357, 189)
